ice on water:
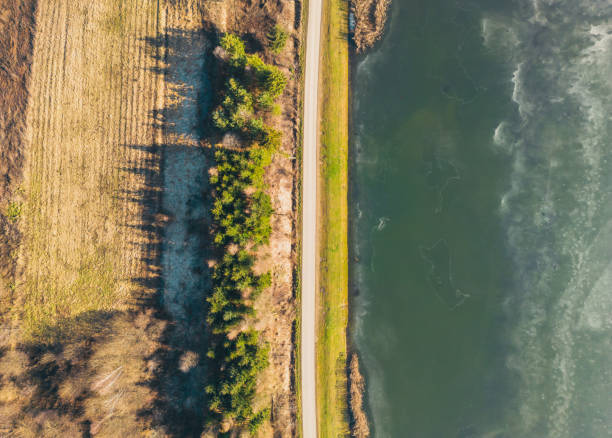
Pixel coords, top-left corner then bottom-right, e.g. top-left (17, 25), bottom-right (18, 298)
top-left (487, 0), bottom-right (612, 435)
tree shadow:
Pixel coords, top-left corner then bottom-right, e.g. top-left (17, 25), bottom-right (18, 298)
top-left (0, 20), bottom-right (218, 438)
top-left (0, 311), bottom-right (120, 436)
top-left (121, 26), bottom-right (217, 437)
top-left (121, 142), bottom-right (212, 437)
top-left (143, 28), bottom-right (213, 142)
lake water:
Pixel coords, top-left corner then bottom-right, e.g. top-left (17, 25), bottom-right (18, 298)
top-left (350, 0), bottom-right (612, 437)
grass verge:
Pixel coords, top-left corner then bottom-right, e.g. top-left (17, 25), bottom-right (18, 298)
top-left (317, 0), bottom-right (350, 434)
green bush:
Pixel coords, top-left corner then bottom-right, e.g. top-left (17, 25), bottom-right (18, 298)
top-left (205, 330), bottom-right (269, 425)
top-left (212, 39), bottom-right (286, 138)
top-left (6, 201), bottom-right (22, 223)
top-left (212, 78), bottom-right (254, 130)
top-left (221, 33), bottom-right (247, 68)
top-left (249, 408), bottom-right (271, 433)
top-left (246, 117), bottom-right (266, 141)
top-left (262, 65), bottom-right (287, 98)
top-left (268, 25), bottom-right (288, 54)
top-left (246, 54), bottom-right (287, 98)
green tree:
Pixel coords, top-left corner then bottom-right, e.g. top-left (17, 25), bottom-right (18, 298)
top-left (212, 78), bottom-right (254, 131)
top-left (267, 25), bottom-right (288, 54)
top-left (205, 33), bottom-right (288, 434)
top-left (221, 33), bottom-right (247, 68)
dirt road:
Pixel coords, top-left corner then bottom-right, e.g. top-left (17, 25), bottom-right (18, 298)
top-left (301, 0), bottom-right (323, 434)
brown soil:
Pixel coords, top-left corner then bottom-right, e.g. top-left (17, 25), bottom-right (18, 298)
top-left (351, 0), bottom-right (390, 52)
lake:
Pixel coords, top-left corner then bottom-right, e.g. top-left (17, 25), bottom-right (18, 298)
top-left (350, 0), bottom-right (612, 436)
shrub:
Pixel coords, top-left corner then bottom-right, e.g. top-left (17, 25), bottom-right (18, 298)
top-left (249, 408), bottom-right (271, 433)
top-left (268, 25), bottom-right (288, 54)
top-left (206, 144), bottom-right (277, 431)
top-left (247, 54), bottom-right (287, 98)
top-left (212, 34), bottom-right (287, 140)
top-left (212, 78), bottom-right (254, 131)
top-left (205, 331), bottom-right (269, 425)
top-left (221, 33), bottom-right (247, 68)
top-left (257, 92), bottom-right (275, 111)
top-left (246, 118), bottom-right (266, 142)
top-left (6, 201), bottom-right (22, 222)
top-left (263, 66), bottom-right (287, 98)
top-left (206, 33), bottom-right (287, 434)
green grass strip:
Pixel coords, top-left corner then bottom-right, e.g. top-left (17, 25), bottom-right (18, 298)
top-left (317, 0), bottom-right (350, 434)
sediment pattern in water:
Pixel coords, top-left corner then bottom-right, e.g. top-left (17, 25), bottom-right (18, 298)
top-left (487, 1), bottom-right (612, 436)
top-left (352, 0), bottom-right (612, 436)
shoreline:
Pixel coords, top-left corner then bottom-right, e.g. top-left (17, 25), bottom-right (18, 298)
top-left (345, 0), bottom-right (392, 433)
top-left (346, 48), bottom-right (370, 437)
top-left (346, 35), bottom-right (378, 438)
top-left (315, 0), bottom-right (391, 431)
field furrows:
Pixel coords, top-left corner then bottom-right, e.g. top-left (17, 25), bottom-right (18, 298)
top-left (18, 0), bottom-right (164, 337)
top-left (1, 1), bottom-right (218, 434)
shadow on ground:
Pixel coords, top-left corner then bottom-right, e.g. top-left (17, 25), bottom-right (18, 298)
top-left (125, 27), bottom-right (215, 437)
top-left (0, 26), bottom-right (216, 438)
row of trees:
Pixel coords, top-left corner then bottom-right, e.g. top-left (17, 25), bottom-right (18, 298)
top-left (205, 34), bottom-right (286, 433)
top-left (212, 34), bottom-right (287, 142)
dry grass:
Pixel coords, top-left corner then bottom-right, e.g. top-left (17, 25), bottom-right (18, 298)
top-left (348, 353), bottom-right (370, 437)
top-left (0, 0), bottom-right (36, 281)
top-left (0, 0), bottom-right (303, 434)
top-left (17, 0), bottom-right (163, 340)
top-left (351, 0), bottom-right (390, 52)
top-left (0, 0), bottom-right (211, 436)
top-left (3, 0), bottom-right (168, 433)
top-left (0, 0), bottom-right (35, 200)
top-left (0, 312), bottom-right (166, 437)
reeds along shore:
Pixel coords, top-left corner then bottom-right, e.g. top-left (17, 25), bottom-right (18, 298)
top-left (349, 353), bottom-right (370, 437)
top-left (346, 0), bottom-right (386, 434)
top-left (351, 0), bottom-right (391, 52)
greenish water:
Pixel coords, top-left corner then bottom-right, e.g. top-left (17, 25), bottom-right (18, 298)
top-left (350, 1), bottom-right (612, 437)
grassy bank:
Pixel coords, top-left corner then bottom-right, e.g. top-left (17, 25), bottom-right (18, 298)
top-left (317, 0), bottom-right (350, 434)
